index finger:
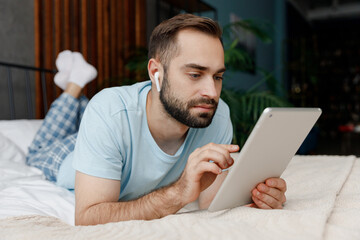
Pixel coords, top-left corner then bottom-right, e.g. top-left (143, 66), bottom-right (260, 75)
top-left (265, 178), bottom-right (287, 192)
top-left (217, 144), bottom-right (239, 153)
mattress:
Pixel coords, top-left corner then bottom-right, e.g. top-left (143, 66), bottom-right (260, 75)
top-left (0, 119), bottom-right (359, 239)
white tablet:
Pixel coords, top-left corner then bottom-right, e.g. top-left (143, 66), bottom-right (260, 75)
top-left (208, 107), bottom-right (322, 212)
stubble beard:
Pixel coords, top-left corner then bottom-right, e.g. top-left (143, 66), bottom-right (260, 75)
top-left (159, 71), bottom-right (218, 128)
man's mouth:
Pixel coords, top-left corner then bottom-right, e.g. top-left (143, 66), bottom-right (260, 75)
top-left (188, 98), bottom-right (218, 113)
top-left (193, 104), bottom-right (215, 112)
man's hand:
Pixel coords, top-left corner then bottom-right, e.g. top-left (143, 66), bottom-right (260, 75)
top-left (174, 143), bottom-right (239, 205)
top-left (251, 177), bottom-right (287, 209)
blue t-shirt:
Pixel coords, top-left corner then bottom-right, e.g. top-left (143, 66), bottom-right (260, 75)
top-left (57, 81), bottom-right (233, 201)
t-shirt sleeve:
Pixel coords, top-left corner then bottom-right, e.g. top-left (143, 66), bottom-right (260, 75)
top-left (72, 99), bottom-right (123, 181)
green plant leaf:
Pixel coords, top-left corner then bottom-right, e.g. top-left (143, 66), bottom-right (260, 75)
top-left (222, 88), bottom-right (292, 146)
top-left (223, 19), bottom-right (273, 44)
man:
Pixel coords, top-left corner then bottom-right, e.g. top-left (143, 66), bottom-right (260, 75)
top-left (27, 14), bottom-right (286, 226)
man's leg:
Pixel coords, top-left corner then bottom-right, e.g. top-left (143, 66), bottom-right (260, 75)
top-left (26, 51), bottom-right (97, 182)
top-left (26, 83), bottom-right (87, 182)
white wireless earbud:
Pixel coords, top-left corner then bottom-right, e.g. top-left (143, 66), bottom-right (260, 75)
top-left (154, 72), bottom-right (160, 92)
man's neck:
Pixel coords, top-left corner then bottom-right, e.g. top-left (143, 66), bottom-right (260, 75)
top-left (146, 90), bottom-right (189, 155)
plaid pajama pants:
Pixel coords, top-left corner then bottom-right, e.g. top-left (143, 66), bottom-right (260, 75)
top-left (26, 93), bottom-right (88, 182)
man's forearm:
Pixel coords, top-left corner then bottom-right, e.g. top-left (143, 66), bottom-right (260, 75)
top-left (76, 183), bottom-right (184, 225)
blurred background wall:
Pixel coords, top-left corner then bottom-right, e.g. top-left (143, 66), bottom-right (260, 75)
top-left (1, 0), bottom-right (360, 155)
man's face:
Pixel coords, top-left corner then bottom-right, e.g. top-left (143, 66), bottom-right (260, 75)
top-left (159, 29), bottom-right (225, 128)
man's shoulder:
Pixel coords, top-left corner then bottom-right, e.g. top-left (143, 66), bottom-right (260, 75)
top-left (92, 80), bottom-right (151, 104)
top-left (89, 81), bottom-right (151, 114)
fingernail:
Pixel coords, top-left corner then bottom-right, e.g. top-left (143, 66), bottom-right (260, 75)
top-left (259, 185), bottom-right (267, 191)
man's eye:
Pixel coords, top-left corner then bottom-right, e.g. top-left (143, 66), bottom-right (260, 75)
top-left (214, 76), bottom-right (223, 81)
top-left (189, 73), bottom-right (200, 79)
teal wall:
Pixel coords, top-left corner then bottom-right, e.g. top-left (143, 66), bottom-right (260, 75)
top-left (203, 0), bottom-right (286, 93)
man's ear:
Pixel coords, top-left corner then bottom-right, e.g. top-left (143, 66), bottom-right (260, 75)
top-left (148, 58), bottom-right (162, 91)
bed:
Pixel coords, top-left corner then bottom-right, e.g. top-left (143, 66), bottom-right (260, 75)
top-left (1, 61), bottom-right (360, 239)
top-left (0, 119), bottom-right (360, 240)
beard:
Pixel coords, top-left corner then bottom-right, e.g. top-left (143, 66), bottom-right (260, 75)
top-left (159, 72), bottom-right (218, 128)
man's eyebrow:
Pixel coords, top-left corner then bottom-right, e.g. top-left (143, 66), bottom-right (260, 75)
top-left (183, 63), bottom-right (226, 73)
top-left (216, 67), bottom-right (226, 73)
top-left (184, 63), bottom-right (208, 71)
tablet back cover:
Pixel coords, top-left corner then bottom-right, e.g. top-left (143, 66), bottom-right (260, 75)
top-left (208, 108), bottom-right (322, 212)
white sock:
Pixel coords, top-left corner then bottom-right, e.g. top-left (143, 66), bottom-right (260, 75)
top-left (54, 72), bottom-right (68, 90)
top-left (54, 50), bottom-right (73, 90)
top-left (68, 52), bottom-right (97, 88)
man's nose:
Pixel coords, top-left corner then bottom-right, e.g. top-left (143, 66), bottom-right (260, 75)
top-left (200, 77), bottom-right (218, 99)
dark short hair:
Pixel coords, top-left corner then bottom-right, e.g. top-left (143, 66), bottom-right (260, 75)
top-left (148, 14), bottom-right (222, 66)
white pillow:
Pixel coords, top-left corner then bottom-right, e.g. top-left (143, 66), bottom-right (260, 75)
top-left (0, 132), bottom-right (44, 182)
top-left (0, 119), bottom-right (43, 155)
top-left (0, 132), bottom-right (25, 163)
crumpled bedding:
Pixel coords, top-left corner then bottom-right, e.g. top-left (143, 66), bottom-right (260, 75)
top-left (1, 155), bottom-right (359, 240)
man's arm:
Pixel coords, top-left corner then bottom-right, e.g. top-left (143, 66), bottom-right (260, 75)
top-left (75, 143), bottom-right (238, 225)
top-left (75, 171), bottom-right (183, 225)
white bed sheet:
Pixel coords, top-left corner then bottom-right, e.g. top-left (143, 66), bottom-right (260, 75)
top-left (0, 120), bottom-right (75, 225)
